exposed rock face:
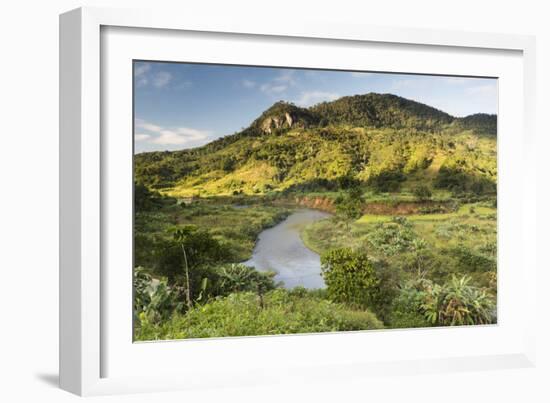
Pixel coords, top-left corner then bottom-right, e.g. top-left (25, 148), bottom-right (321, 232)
top-left (251, 101), bottom-right (320, 135)
top-left (285, 112), bottom-right (293, 127)
top-left (261, 112), bottom-right (296, 134)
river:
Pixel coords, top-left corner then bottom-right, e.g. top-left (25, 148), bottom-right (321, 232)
top-left (243, 209), bottom-right (331, 289)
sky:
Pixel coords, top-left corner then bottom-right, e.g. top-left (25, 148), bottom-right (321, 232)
top-left (134, 61), bottom-right (497, 153)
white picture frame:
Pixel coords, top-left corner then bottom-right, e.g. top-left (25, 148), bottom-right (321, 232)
top-left (59, 6), bottom-right (537, 396)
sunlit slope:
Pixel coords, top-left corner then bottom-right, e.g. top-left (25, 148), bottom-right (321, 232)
top-left (134, 93), bottom-right (496, 197)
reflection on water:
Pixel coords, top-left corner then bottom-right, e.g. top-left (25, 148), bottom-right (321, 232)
top-left (244, 209), bottom-right (330, 289)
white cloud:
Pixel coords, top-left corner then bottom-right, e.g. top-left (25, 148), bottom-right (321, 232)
top-left (134, 63), bottom-right (151, 87)
top-left (151, 128), bottom-right (209, 145)
top-left (134, 119), bottom-right (212, 147)
top-left (136, 120), bottom-right (163, 132)
top-left (293, 91), bottom-right (340, 107)
top-left (134, 64), bottom-right (180, 89)
top-left (152, 71), bottom-right (172, 88)
top-left (134, 63), bottom-right (151, 76)
top-left (242, 79), bottom-right (256, 89)
top-left (135, 133), bottom-right (151, 141)
top-left (257, 70), bottom-right (298, 96)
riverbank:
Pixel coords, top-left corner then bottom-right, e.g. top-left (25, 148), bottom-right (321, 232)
top-left (272, 193), bottom-right (457, 216)
top-left (134, 201), bottom-right (292, 270)
top-left (300, 200), bottom-right (497, 289)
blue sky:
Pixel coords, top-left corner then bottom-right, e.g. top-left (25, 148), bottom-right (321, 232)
top-left (134, 61), bottom-right (497, 153)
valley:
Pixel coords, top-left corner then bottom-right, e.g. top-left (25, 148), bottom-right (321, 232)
top-left (134, 93), bottom-right (497, 340)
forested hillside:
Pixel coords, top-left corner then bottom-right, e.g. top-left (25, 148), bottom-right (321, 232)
top-left (135, 93), bottom-right (496, 198)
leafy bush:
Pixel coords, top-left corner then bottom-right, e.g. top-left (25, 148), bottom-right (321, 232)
top-left (135, 289), bottom-right (383, 340)
top-left (389, 276), bottom-right (495, 328)
top-left (366, 218), bottom-right (417, 255)
top-left (335, 186), bottom-right (364, 222)
top-left (389, 279), bottom-right (433, 329)
top-left (154, 225), bottom-right (232, 285)
top-left (133, 267), bottom-right (181, 325)
top-left (135, 182), bottom-right (176, 211)
top-left (321, 248), bottom-right (379, 309)
top-left (412, 185), bottom-right (432, 201)
top-left (213, 264), bottom-right (277, 296)
top-left (450, 244), bottom-right (496, 273)
top-left (422, 275), bottom-right (495, 326)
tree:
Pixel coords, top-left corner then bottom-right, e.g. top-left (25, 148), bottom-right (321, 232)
top-left (412, 185), bottom-right (432, 201)
top-left (321, 248), bottom-right (379, 309)
top-left (335, 186), bottom-right (364, 224)
top-left (134, 181), bottom-right (177, 211)
top-left (368, 170), bottom-right (406, 193)
top-left (154, 225), bottom-right (231, 308)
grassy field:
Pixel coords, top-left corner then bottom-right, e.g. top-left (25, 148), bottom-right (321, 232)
top-left (137, 288), bottom-right (383, 340)
top-left (301, 200), bottom-right (497, 290)
top-left (356, 203), bottom-right (495, 224)
top-left (134, 201), bottom-right (291, 269)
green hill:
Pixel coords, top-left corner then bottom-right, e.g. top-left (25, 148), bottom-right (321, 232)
top-left (310, 93), bottom-right (454, 130)
top-left (134, 93), bottom-right (496, 197)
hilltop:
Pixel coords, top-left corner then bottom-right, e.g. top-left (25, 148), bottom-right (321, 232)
top-left (135, 93), bottom-right (497, 197)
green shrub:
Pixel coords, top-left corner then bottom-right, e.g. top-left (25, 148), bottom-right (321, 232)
top-left (213, 263), bottom-right (277, 296)
top-left (389, 276), bottom-right (495, 328)
top-left (413, 185), bottom-right (432, 201)
top-left (389, 278), bottom-right (432, 328)
top-left (366, 218), bottom-right (416, 255)
top-left (450, 244), bottom-right (496, 273)
top-left (422, 275), bottom-right (496, 326)
top-left (321, 248), bottom-right (379, 309)
top-left (154, 225), bottom-right (232, 285)
top-left (135, 182), bottom-right (177, 211)
top-left (133, 267), bottom-right (182, 325)
top-left (135, 289), bottom-right (383, 340)
top-left (335, 186), bottom-right (364, 222)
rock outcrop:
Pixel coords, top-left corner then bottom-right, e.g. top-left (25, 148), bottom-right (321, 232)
top-left (260, 112), bottom-right (297, 134)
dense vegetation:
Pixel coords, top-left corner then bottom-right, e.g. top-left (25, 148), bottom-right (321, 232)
top-left (138, 288), bottom-right (383, 340)
top-left (134, 93), bottom-right (497, 340)
top-left (135, 93), bottom-right (496, 196)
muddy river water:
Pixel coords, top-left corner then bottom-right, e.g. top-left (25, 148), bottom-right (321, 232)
top-left (244, 209), bottom-right (331, 289)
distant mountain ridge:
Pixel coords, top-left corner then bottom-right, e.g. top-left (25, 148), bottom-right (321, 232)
top-left (310, 93), bottom-right (455, 130)
top-left (135, 93), bottom-right (497, 196)
top-left (243, 93), bottom-right (495, 135)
